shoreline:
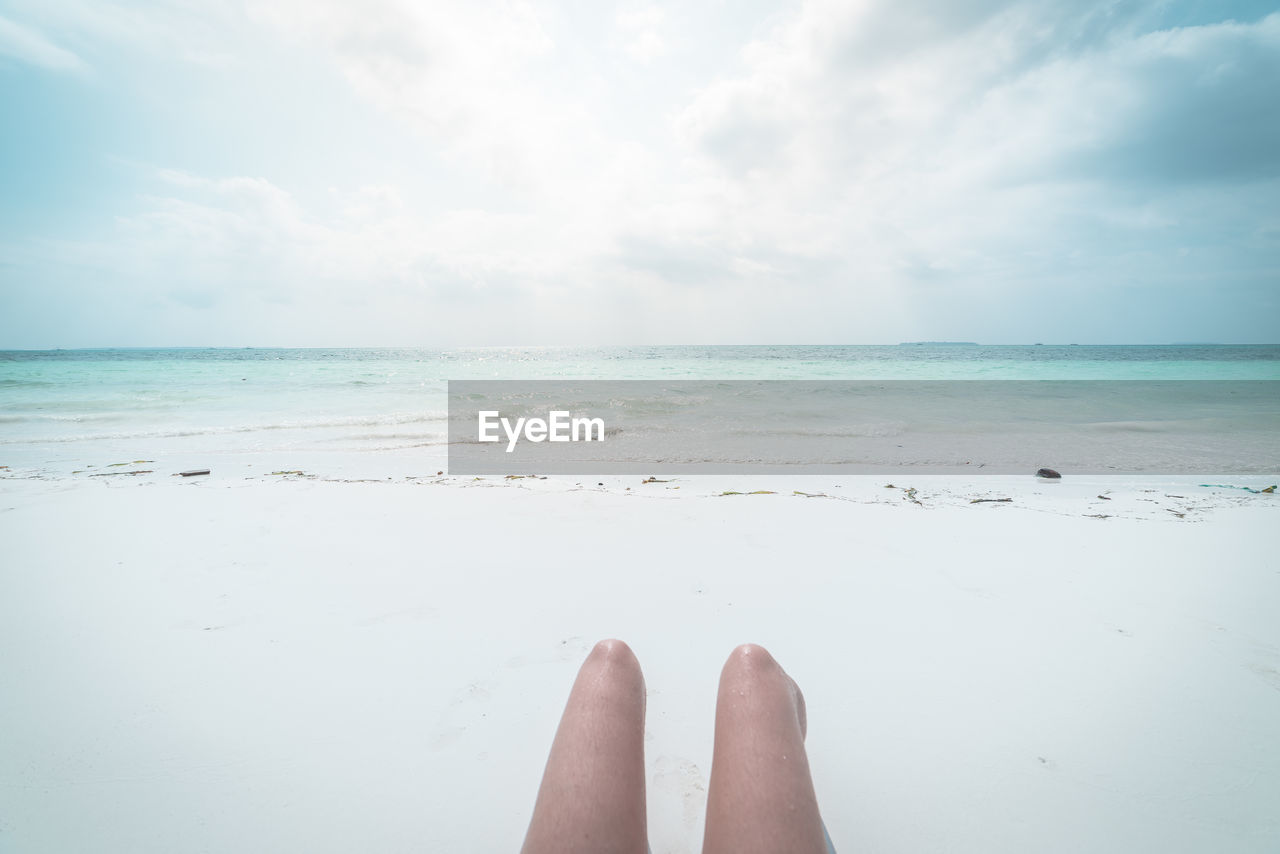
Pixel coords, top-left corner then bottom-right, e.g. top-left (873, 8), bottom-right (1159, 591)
top-left (3, 455), bottom-right (1277, 521)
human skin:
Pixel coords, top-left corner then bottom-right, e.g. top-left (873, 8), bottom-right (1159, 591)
top-left (521, 640), bottom-right (828, 854)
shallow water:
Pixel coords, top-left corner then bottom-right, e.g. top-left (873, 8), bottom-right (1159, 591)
top-left (2, 346), bottom-right (1278, 472)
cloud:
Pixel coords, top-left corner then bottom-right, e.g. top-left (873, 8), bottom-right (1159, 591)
top-left (3, 1), bottom-right (1277, 346)
top-left (3, 168), bottom-right (621, 344)
top-left (1, 1), bottom-right (253, 68)
top-left (616, 3), bottom-right (666, 62)
top-left (247, 0), bottom-right (567, 189)
top-left (672, 4), bottom-right (1280, 262)
top-left (1053, 14), bottom-right (1280, 184)
top-left (0, 14), bottom-right (87, 71)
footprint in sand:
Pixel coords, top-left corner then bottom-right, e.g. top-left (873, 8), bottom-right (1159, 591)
top-left (1247, 661), bottom-right (1280, 692)
top-left (505, 636), bottom-right (590, 670)
top-left (354, 604), bottom-right (438, 627)
top-left (432, 681), bottom-right (495, 748)
top-left (433, 637), bottom-right (591, 748)
top-left (648, 755), bottom-right (707, 851)
top-left (1202, 622), bottom-right (1280, 694)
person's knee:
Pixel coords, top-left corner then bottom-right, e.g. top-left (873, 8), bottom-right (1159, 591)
top-left (719, 644), bottom-right (807, 737)
top-left (585, 638), bottom-right (644, 684)
top-left (590, 638), bottom-right (638, 664)
top-left (721, 643), bottom-right (782, 683)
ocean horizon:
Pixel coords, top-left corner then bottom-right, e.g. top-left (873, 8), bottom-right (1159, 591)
top-left (4, 344), bottom-right (1278, 476)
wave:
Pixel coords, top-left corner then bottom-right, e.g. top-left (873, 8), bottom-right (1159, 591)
top-left (0, 378), bottom-right (55, 388)
top-left (0, 411), bottom-right (449, 444)
top-left (0, 412), bottom-right (133, 424)
top-left (721, 423), bottom-right (909, 439)
top-left (336, 432), bottom-right (449, 443)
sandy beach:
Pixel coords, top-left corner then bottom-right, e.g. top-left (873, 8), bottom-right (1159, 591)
top-left (5, 0), bottom-right (1279, 847)
top-left (2, 464), bottom-right (1277, 853)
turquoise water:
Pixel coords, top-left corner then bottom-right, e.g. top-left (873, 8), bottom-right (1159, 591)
top-left (2, 346), bottom-right (1278, 472)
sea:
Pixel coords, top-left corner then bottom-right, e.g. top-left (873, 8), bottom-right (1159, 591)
top-left (2, 345), bottom-right (1278, 476)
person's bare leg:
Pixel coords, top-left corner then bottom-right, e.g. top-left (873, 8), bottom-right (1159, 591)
top-left (702, 644), bottom-right (828, 854)
top-left (521, 639), bottom-right (648, 854)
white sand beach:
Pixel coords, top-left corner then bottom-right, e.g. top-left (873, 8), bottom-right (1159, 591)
top-left (6, 0), bottom-right (1279, 847)
top-left (2, 465), bottom-right (1278, 853)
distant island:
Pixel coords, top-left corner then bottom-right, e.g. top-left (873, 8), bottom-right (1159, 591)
top-left (898, 341), bottom-right (979, 346)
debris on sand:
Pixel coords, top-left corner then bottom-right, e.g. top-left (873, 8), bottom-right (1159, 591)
top-left (883, 484), bottom-right (923, 505)
top-left (1199, 483), bottom-right (1276, 494)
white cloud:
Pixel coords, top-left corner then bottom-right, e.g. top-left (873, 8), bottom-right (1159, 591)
top-left (248, 0), bottom-right (569, 189)
top-left (663, 3), bottom-right (1280, 305)
top-left (616, 3), bottom-right (666, 62)
top-left (4, 1), bottom-right (1277, 345)
top-left (0, 13), bottom-right (87, 71)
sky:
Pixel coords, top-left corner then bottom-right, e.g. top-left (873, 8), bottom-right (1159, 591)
top-left (1, 0), bottom-right (1277, 347)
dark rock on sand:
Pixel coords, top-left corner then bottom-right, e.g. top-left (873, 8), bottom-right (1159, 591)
top-left (1036, 468), bottom-right (1061, 479)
